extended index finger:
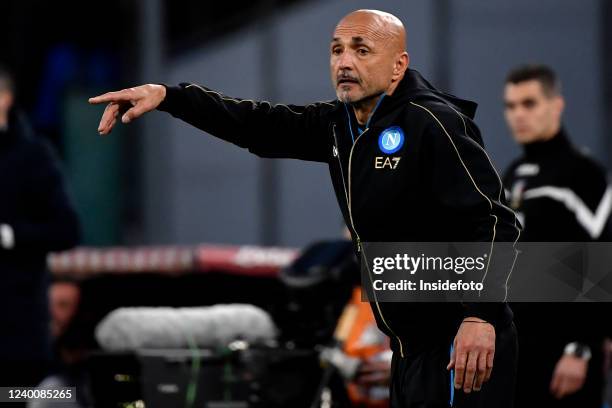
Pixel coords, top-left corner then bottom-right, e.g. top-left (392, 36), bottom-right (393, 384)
top-left (89, 89), bottom-right (133, 105)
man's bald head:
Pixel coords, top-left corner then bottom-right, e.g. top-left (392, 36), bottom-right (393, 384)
top-left (336, 9), bottom-right (407, 53)
top-left (330, 9), bottom-right (410, 105)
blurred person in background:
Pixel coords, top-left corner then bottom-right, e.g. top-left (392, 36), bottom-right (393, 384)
top-left (343, 286), bottom-right (392, 408)
top-left (29, 281), bottom-right (92, 408)
top-left (90, 9), bottom-right (520, 408)
top-left (503, 64), bottom-right (612, 407)
top-left (49, 281), bottom-right (81, 339)
top-left (0, 65), bottom-right (81, 395)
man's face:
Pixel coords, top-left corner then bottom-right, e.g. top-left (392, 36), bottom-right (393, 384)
top-left (504, 80), bottom-right (563, 144)
top-left (50, 282), bottom-right (81, 337)
top-left (330, 20), bottom-right (397, 104)
top-left (0, 89), bottom-right (13, 117)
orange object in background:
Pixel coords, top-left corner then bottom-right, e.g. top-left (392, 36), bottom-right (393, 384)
top-left (343, 287), bottom-right (391, 408)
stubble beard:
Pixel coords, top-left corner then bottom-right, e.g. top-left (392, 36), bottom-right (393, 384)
top-left (337, 86), bottom-right (355, 104)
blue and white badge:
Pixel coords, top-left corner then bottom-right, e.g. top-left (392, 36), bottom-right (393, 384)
top-left (378, 126), bottom-right (405, 154)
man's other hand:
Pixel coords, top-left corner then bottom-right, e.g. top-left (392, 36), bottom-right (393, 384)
top-left (550, 354), bottom-right (587, 399)
top-left (447, 317), bottom-right (495, 394)
top-left (88, 84), bottom-right (167, 135)
top-left (354, 357), bottom-right (392, 387)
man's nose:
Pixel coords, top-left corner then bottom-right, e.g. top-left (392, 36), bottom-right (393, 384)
top-left (337, 50), bottom-right (354, 70)
top-left (514, 106), bottom-right (528, 119)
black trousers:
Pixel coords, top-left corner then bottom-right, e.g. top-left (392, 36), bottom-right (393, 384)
top-left (390, 323), bottom-right (518, 408)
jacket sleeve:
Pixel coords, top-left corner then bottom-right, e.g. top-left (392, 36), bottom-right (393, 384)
top-left (157, 83), bottom-right (332, 162)
top-left (4, 140), bottom-right (81, 253)
top-left (422, 107), bottom-right (521, 326)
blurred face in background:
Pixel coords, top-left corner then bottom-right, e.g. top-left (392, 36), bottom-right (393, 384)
top-left (504, 79), bottom-right (564, 144)
top-left (0, 84), bottom-right (14, 126)
top-left (330, 11), bottom-right (408, 105)
top-left (50, 282), bottom-right (81, 338)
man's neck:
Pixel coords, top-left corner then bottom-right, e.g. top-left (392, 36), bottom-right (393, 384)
top-left (350, 78), bottom-right (403, 126)
top-left (535, 122), bottom-right (561, 143)
top-left (0, 114), bottom-right (7, 132)
top-left (352, 95), bottom-right (382, 126)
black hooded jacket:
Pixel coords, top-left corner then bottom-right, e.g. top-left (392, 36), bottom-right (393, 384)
top-left (504, 128), bottom-right (611, 241)
top-left (158, 69), bottom-right (521, 356)
top-left (504, 129), bottom-right (612, 400)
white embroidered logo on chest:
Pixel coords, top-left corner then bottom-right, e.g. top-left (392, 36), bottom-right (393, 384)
top-left (515, 163), bottom-right (540, 177)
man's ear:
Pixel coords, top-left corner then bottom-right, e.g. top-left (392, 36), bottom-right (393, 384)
top-left (393, 52), bottom-right (410, 79)
top-left (554, 95), bottom-right (565, 117)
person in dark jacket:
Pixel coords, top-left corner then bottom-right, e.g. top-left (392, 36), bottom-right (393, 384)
top-left (0, 66), bottom-right (81, 391)
top-left (503, 64), bottom-right (611, 407)
top-left (89, 10), bottom-right (521, 407)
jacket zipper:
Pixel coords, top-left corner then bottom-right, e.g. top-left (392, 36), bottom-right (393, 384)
top-left (332, 124), bottom-right (352, 235)
top-left (333, 123), bottom-right (405, 358)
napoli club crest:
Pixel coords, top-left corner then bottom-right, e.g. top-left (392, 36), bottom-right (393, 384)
top-left (378, 126), bottom-right (405, 154)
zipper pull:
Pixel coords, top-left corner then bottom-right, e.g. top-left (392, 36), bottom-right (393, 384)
top-left (356, 237), bottom-right (362, 252)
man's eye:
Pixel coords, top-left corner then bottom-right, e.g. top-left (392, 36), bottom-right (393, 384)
top-left (332, 48), bottom-right (342, 55)
top-left (357, 48), bottom-right (369, 56)
top-left (522, 100), bottom-right (536, 109)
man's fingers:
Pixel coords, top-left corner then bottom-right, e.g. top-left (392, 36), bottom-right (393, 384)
top-left (89, 89), bottom-right (134, 105)
top-left (463, 352), bottom-right (478, 393)
top-left (563, 374), bottom-right (582, 396)
top-left (555, 376), bottom-right (570, 399)
top-left (473, 353), bottom-right (488, 391)
top-left (550, 372), bottom-right (561, 397)
top-left (484, 352), bottom-right (494, 382)
top-left (121, 102), bottom-right (149, 124)
top-left (97, 103), bottom-right (122, 135)
top-left (454, 351), bottom-right (467, 390)
top-left (103, 103), bottom-right (119, 126)
top-left (550, 372), bottom-right (579, 399)
top-left (563, 377), bottom-right (577, 397)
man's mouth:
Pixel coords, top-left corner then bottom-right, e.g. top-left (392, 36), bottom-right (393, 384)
top-left (337, 77), bottom-right (359, 86)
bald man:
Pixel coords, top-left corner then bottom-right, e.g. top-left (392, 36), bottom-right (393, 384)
top-left (90, 10), bottom-right (520, 408)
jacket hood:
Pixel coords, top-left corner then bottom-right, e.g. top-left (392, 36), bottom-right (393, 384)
top-left (388, 69), bottom-right (478, 119)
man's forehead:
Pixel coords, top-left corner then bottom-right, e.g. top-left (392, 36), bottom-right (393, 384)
top-left (505, 81), bottom-right (546, 97)
top-left (331, 34), bottom-right (372, 44)
top-left (332, 24), bottom-right (391, 44)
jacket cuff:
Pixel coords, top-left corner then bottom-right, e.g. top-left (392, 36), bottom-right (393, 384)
top-left (463, 302), bottom-right (505, 327)
top-left (156, 84), bottom-right (182, 113)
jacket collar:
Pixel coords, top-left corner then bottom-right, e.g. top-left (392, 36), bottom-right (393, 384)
top-left (523, 127), bottom-right (572, 159)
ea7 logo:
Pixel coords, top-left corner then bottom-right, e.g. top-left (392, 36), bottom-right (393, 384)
top-left (374, 156), bottom-right (401, 169)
